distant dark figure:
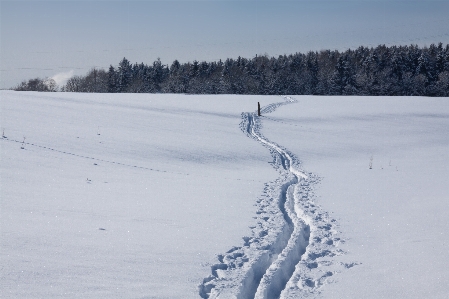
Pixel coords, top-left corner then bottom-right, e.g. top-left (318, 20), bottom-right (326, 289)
top-left (258, 102), bottom-right (261, 116)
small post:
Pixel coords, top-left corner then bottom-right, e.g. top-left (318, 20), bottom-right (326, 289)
top-left (258, 102), bottom-right (261, 116)
top-left (21, 137), bottom-right (26, 149)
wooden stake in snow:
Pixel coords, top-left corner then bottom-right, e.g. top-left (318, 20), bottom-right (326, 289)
top-left (258, 102), bottom-right (261, 116)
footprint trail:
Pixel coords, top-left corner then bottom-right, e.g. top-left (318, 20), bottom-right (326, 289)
top-left (199, 96), bottom-right (355, 299)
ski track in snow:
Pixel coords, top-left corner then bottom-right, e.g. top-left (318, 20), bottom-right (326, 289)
top-left (199, 96), bottom-right (355, 299)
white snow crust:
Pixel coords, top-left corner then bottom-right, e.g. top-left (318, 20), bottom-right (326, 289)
top-left (262, 96), bottom-right (449, 299)
top-left (1, 91), bottom-right (448, 298)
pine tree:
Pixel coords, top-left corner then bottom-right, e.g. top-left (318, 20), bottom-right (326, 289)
top-left (107, 65), bottom-right (118, 93)
top-left (416, 52), bottom-right (432, 80)
top-left (330, 54), bottom-right (356, 95)
top-left (117, 57), bottom-right (132, 92)
top-left (305, 52), bottom-right (319, 94)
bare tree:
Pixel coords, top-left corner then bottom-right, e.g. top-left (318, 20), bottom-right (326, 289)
top-left (14, 77), bottom-right (57, 92)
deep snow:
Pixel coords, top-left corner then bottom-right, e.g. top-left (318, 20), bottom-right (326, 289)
top-left (1, 92), bottom-right (279, 298)
top-left (262, 96), bottom-right (449, 298)
top-left (1, 91), bottom-right (448, 298)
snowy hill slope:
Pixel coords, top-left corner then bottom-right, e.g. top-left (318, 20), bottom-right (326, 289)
top-left (1, 91), bottom-right (448, 298)
top-left (262, 96), bottom-right (449, 298)
top-left (1, 92), bottom-right (280, 298)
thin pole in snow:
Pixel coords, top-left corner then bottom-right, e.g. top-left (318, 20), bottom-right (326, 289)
top-left (258, 102), bottom-right (261, 116)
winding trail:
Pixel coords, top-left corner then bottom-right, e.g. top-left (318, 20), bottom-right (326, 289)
top-left (244, 103), bottom-right (310, 299)
top-left (199, 96), bottom-right (351, 299)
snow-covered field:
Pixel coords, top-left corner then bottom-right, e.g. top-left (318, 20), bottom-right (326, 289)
top-left (1, 91), bottom-right (448, 298)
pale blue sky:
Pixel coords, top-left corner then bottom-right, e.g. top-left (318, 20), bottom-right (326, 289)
top-left (1, 0), bottom-right (448, 89)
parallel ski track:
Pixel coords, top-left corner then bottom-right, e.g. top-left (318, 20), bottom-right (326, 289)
top-left (199, 96), bottom-right (331, 299)
top-left (246, 97), bottom-right (310, 299)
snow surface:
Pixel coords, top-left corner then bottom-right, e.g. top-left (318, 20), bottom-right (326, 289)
top-left (1, 91), bottom-right (448, 298)
top-left (261, 96), bottom-right (449, 298)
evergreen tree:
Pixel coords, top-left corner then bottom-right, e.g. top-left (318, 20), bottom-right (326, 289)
top-left (117, 57), bottom-right (132, 92)
top-left (330, 54), bottom-right (356, 95)
top-left (416, 52), bottom-right (432, 81)
top-left (107, 66), bottom-right (118, 93)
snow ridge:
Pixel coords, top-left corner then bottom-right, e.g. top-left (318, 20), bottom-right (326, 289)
top-left (199, 96), bottom-right (351, 299)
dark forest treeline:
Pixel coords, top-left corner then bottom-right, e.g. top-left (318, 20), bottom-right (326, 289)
top-left (16, 43), bottom-right (449, 96)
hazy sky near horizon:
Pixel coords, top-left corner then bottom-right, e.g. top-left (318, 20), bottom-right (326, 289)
top-left (1, 0), bottom-right (448, 89)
